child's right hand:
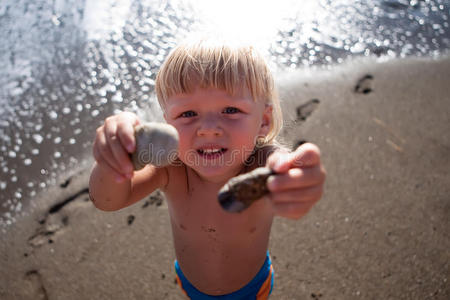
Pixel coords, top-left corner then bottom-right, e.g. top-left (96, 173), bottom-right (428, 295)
top-left (93, 112), bottom-right (140, 183)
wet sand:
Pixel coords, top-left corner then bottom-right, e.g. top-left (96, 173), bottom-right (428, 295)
top-left (1, 56), bottom-right (449, 299)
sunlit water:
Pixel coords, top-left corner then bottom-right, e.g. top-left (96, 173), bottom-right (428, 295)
top-left (0, 0), bottom-right (449, 229)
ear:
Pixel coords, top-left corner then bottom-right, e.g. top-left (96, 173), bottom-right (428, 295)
top-left (258, 104), bottom-right (272, 136)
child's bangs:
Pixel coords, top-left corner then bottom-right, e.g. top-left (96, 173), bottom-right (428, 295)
top-left (156, 43), bottom-right (274, 105)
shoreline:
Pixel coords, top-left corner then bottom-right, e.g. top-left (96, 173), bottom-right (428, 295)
top-left (1, 55), bottom-right (449, 299)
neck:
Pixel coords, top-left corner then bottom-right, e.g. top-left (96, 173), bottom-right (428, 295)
top-left (190, 165), bottom-right (244, 187)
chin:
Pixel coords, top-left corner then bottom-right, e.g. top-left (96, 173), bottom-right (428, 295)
top-left (191, 163), bottom-right (241, 183)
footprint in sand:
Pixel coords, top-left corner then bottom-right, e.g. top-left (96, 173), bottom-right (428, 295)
top-left (59, 177), bottom-right (72, 188)
top-left (28, 216), bottom-right (66, 248)
top-left (311, 292), bottom-right (323, 299)
top-left (24, 270), bottom-right (49, 300)
top-left (354, 74), bottom-right (374, 94)
top-left (127, 215), bottom-right (135, 225)
top-left (28, 187), bottom-right (89, 248)
top-left (296, 98), bottom-right (320, 122)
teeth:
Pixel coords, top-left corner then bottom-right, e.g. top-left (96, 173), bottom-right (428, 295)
top-left (202, 149), bottom-right (221, 154)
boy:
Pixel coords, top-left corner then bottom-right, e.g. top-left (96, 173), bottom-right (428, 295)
top-left (89, 39), bottom-right (326, 299)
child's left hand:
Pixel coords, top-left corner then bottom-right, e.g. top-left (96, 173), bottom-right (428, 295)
top-left (266, 143), bottom-right (326, 219)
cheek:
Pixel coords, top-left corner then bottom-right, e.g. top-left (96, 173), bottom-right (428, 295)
top-left (167, 124), bottom-right (191, 150)
top-left (176, 130), bottom-right (191, 149)
top-left (239, 118), bottom-right (262, 136)
top-left (231, 128), bottom-right (259, 152)
top-left (176, 134), bottom-right (196, 165)
top-left (227, 116), bottom-right (261, 130)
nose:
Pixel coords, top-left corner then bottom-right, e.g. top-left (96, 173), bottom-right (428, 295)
top-left (197, 115), bottom-right (223, 137)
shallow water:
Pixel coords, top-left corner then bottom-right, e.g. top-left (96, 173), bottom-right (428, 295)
top-left (269, 0), bottom-right (450, 67)
top-left (0, 0), bottom-right (449, 228)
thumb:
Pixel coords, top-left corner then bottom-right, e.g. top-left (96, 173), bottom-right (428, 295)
top-left (290, 143), bottom-right (321, 168)
top-left (267, 150), bottom-right (293, 173)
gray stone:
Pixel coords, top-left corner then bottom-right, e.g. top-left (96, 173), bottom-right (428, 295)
top-left (131, 122), bottom-right (179, 169)
top-left (218, 167), bottom-right (275, 213)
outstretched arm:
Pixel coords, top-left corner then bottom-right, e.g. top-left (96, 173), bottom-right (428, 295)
top-left (89, 112), bottom-right (168, 211)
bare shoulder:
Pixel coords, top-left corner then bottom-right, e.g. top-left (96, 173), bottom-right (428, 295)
top-left (161, 160), bottom-right (189, 194)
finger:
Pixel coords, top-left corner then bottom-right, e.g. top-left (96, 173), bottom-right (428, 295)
top-left (117, 119), bottom-right (139, 153)
top-left (266, 150), bottom-right (292, 173)
top-left (93, 144), bottom-right (127, 183)
top-left (269, 184), bottom-right (324, 203)
top-left (290, 143), bottom-right (321, 168)
top-left (96, 127), bottom-right (127, 176)
top-left (92, 138), bottom-right (101, 162)
top-left (268, 143), bottom-right (321, 173)
top-left (267, 166), bottom-right (325, 191)
top-left (104, 121), bottom-right (134, 176)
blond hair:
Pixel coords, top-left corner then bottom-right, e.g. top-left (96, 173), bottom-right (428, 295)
top-left (155, 39), bottom-right (282, 145)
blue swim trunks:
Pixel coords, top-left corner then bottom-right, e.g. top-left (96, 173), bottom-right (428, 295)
top-left (174, 252), bottom-right (274, 299)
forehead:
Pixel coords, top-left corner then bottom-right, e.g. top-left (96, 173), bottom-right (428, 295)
top-left (163, 87), bottom-right (255, 110)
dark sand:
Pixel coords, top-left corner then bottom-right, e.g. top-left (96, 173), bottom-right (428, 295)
top-left (1, 56), bottom-right (449, 299)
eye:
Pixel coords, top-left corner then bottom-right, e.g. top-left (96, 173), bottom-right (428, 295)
top-left (223, 107), bottom-right (241, 114)
top-left (179, 110), bottom-right (197, 118)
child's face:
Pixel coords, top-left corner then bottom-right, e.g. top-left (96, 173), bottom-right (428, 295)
top-left (163, 87), bottom-right (271, 182)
